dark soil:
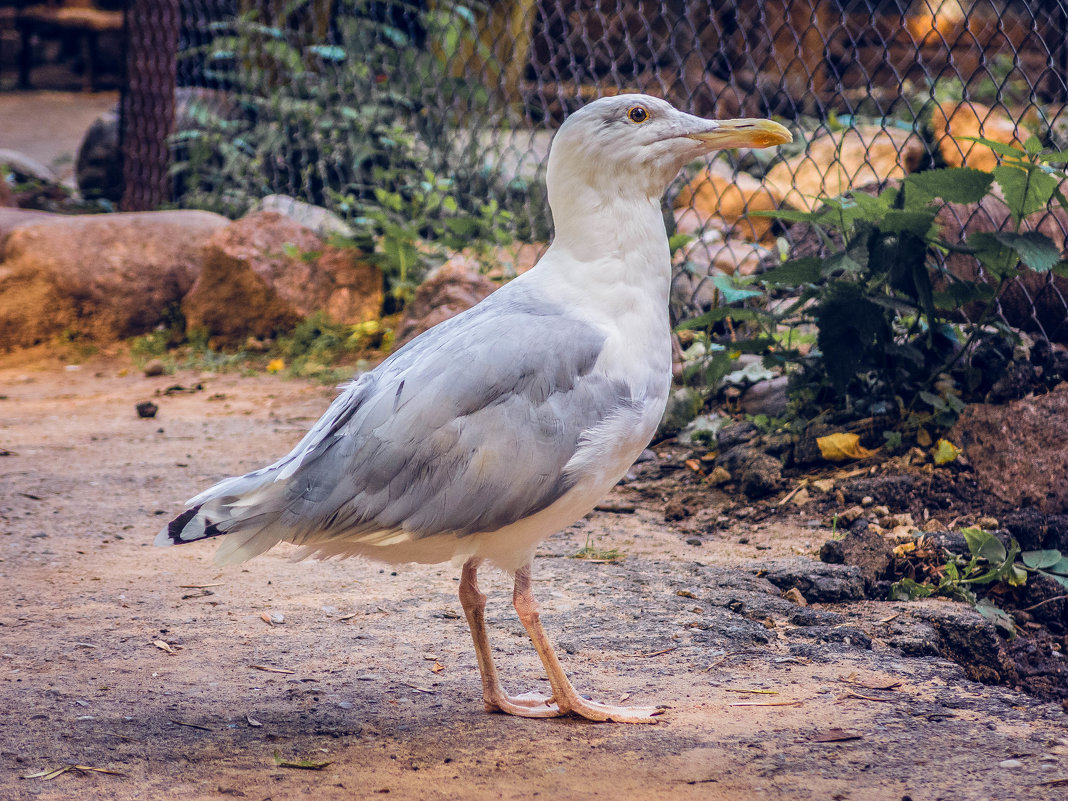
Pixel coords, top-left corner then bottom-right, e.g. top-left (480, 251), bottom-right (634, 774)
top-left (622, 433), bottom-right (1068, 711)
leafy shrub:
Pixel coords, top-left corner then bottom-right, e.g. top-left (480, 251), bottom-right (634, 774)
top-left (681, 136), bottom-right (1068, 428)
top-left (171, 0), bottom-right (538, 302)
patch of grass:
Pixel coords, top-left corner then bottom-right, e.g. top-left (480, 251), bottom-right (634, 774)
top-left (572, 533), bottom-right (624, 562)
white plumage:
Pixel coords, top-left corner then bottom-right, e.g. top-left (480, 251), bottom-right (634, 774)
top-left (159, 94), bottom-right (790, 723)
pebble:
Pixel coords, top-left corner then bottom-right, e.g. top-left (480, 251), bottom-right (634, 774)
top-left (998, 759), bottom-right (1023, 768)
top-left (143, 359), bottom-right (166, 377)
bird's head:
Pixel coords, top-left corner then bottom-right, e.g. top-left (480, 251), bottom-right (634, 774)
top-left (547, 93), bottom-right (792, 206)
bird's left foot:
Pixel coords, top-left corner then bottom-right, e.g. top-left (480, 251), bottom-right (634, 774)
top-left (560, 695), bottom-right (663, 724)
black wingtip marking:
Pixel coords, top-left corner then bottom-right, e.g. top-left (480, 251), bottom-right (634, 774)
top-left (167, 507), bottom-right (200, 543)
top-left (165, 504), bottom-right (225, 545)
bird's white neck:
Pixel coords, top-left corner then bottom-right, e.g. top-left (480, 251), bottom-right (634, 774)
top-left (543, 179), bottom-right (672, 300)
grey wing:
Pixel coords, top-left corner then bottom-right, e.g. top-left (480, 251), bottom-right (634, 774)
top-left (247, 298), bottom-right (631, 546)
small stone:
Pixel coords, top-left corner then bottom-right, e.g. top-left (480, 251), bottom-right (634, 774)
top-left (143, 359), bottom-right (166, 377)
top-left (861, 496), bottom-right (874, 506)
top-left (836, 505), bottom-right (866, 526)
top-left (872, 505), bottom-right (891, 518)
top-left (998, 759), bottom-right (1023, 769)
top-left (922, 518), bottom-right (946, 532)
top-left (136, 401), bottom-right (158, 418)
top-left (790, 487), bottom-right (811, 506)
top-left (685, 537), bottom-right (703, 547)
top-left (783, 587), bottom-right (808, 606)
top-left (977, 516), bottom-right (1000, 530)
top-left (811, 479), bottom-right (834, 494)
top-left (706, 466), bottom-right (732, 486)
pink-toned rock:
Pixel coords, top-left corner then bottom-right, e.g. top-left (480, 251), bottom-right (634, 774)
top-left (765, 126), bottom-right (924, 211)
top-left (0, 210), bottom-right (229, 350)
top-left (395, 256), bottom-right (498, 346)
top-left (0, 207), bottom-right (61, 241)
top-left (675, 162), bottom-right (784, 244)
top-left (930, 101), bottom-right (1029, 172)
top-left (950, 383), bottom-right (1068, 514)
top-left (182, 211), bottom-right (382, 345)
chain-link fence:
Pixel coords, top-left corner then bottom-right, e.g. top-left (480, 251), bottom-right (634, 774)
top-left (120, 0), bottom-right (1068, 340)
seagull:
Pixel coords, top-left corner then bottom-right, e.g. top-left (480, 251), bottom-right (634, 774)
top-left (158, 94), bottom-right (790, 723)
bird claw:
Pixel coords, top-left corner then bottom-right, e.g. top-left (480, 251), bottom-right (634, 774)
top-left (561, 697), bottom-right (664, 724)
top-left (484, 691), bottom-right (563, 718)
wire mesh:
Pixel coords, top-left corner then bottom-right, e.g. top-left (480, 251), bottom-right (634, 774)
top-left (122, 0), bottom-right (1068, 340)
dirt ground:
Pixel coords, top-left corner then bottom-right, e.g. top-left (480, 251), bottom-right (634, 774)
top-left (1, 352), bottom-right (1067, 801)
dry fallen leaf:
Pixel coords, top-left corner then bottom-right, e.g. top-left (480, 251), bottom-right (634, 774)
top-left (246, 714), bottom-right (263, 727)
top-left (932, 438), bottom-right (960, 465)
top-left (22, 764), bottom-right (126, 780)
top-left (273, 751), bottom-right (332, 770)
top-left (810, 728), bottom-right (863, 742)
top-left (153, 640), bottom-right (179, 655)
top-left (430, 662), bottom-right (445, 674)
top-left (817, 432), bottom-right (878, 462)
top-left (729, 700), bottom-right (801, 707)
top-left (261, 612), bottom-right (284, 626)
top-left (892, 541), bottom-right (917, 557)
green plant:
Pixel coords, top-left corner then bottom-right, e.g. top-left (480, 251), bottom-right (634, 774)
top-left (171, 0), bottom-right (534, 304)
top-left (890, 527), bottom-right (1068, 637)
top-left (680, 136), bottom-right (1067, 427)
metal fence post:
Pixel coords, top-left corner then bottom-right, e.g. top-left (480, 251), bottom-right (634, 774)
top-left (120, 0), bottom-right (180, 211)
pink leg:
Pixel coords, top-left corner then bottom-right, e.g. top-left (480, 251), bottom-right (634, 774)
top-left (458, 558), bottom-right (561, 718)
top-left (511, 563), bottom-right (663, 724)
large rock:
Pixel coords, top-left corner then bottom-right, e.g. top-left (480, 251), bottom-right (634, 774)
top-left (0, 210), bottom-right (229, 349)
top-left (674, 161), bottom-right (784, 244)
top-left (395, 255), bottom-right (498, 346)
top-left (930, 101), bottom-right (1029, 172)
top-left (937, 194), bottom-right (1068, 341)
top-left (949, 383), bottom-right (1068, 514)
top-left (182, 211), bottom-right (382, 345)
top-left (765, 126), bottom-right (924, 211)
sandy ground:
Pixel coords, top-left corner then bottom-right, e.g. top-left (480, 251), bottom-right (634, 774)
top-left (1, 353), bottom-right (1067, 801)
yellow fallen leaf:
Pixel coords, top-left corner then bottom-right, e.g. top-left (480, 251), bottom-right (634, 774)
top-left (932, 438), bottom-right (960, 465)
top-left (817, 433), bottom-right (878, 462)
top-left (892, 541), bottom-right (916, 557)
top-left (266, 358), bottom-right (285, 373)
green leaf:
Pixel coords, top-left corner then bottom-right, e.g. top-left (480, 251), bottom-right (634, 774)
top-left (676, 306), bottom-right (771, 330)
top-left (880, 209), bottom-right (938, 237)
top-left (993, 164), bottom-right (1059, 224)
top-left (1035, 149), bottom-right (1068, 164)
top-left (961, 527), bottom-right (1007, 563)
top-left (889, 578), bottom-right (935, 601)
top-left (932, 280), bottom-right (996, 309)
top-left (905, 168), bottom-right (994, 204)
top-left (757, 256), bottom-right (822, 286)
top-left (712, 273), bottom-right (763, 303)
top-left (1045, 556), bottom-right (1068, 576)
top-left (918, 390), bottom-right (946, 411)
top-left (990, 231), bottom-right (1063, 273)
top-left (1055, 262), bottom-right (1068, 279)
top-left (1021, 549), bottom-right (1062, 569)
top-left (967, 231), bottom-right (1018, 277)
top-left (749, 208), bottom-right (821, 223)
top-left (974, 597), bottom-right (1016, 638)
top-left (961, 135), bottom-right (1025, 158)
top-left (932, 438), bottom-right (960, 465)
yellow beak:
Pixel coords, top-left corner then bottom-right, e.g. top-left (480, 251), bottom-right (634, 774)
top-left (687, 118), bottom-right (793, 150)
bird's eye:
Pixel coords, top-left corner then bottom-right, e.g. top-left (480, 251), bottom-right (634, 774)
top-left (628, 106), bottom-right (649, 124)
